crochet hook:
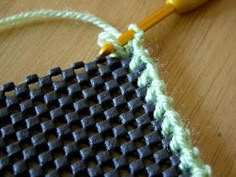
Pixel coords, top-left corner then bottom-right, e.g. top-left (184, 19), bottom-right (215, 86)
top-left (99, 0), bottom-right (208, 57)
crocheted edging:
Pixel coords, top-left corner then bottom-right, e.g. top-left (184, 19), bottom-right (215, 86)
top-left (124, 25), bottom-right (211, 177)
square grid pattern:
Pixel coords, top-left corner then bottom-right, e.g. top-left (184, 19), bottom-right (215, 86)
top-left (0, 57), bottom-right (187, 177)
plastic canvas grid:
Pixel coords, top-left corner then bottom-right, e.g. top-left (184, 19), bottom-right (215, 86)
top-left (0, 57), bottom-right (188, 177)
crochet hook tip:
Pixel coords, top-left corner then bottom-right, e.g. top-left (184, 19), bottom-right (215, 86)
top-left (99, 43), bottom-right (114, 57)
top-left (98, 3), bottom-right (175, 57)
top-left (99, 0), bottom-right (209, 57)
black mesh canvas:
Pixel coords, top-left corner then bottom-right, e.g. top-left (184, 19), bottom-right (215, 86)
top-left (0, 57), bottom-right (188, 177)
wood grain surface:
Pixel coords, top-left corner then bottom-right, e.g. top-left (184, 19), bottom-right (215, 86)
top-left (0, 1), bottom-right (235, 176)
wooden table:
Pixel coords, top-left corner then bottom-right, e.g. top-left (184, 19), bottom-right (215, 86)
top-left (0, 1), bottom-right (235, 176)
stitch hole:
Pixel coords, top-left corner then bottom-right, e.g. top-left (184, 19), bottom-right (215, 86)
top-left (118, 136), bottom-right (129, 145)
top-left (46, 131), bottom-right (57, 141)
top-left (69, 122), bottom-right (81, 132)
top-left (14, 119), bottom-right (27, 131)
top-left (102, 129), bottom-right (113, 139)
top-left (142, 126), bottom-right (153, 136)
top-left (101, 100), bottom-right (113, 111)
top-left (23, 108), bottom-right (36, 119)
top-left (36, 144), bottom-right (48, 154)
top-left (51, 74), bottom-right (63, 82)
top-left (68, 153), bottom-right (81, 163)
top-left (74, 67), bottom-right (84, 75)
top-left (62, 134), bottom-right (74, 146)
top-left (53, 118), bottom-right (67, 128)
top-left (27, 157), bottom-right (40, 169)
top-left (94, 85), bottom-right (105, 94)
top-left (9, 105), bottom-right (21, 114)
top-left (109, 88), bottom-right (121, 97)
top-left (42, 161), bottom-right (56, 173)
top-left (63, 106), bottom-right (74, 114)
top-left (160, 159), bottom-right (172, 172)
top-left (5, 134), bottom-right (18, 146)
top-left (87, 158), bottom-right (97, 167)
top-left (11, 151), bottom-right (23, 163)
top-left (117, 77), bottom-right (128, 85)
top-left (109, 117), bottom-right (121, 128)
top-left (94, 144), bottom-right (106, 154)
top-left (5, 90), bottom-right (16, 98)
top-left (80, 82), bottom-right (91, 90)
top-left (102, 161), bottom-right (114, 173)
top-left (60, 167), bottom-right (72, 176)
top-left (56, 89), bottom-right (68, 98)
top-left (32, 96), bottom-right (44, 106)
top-left (143, 157), bottom-right (155, 166)
top-left (117, 107), bottom-right (129, 114)
top-left (29, 125), bottom-right (42, 137)
top-left (126, 153), bottom-right (139, 163)
top-left (41, 84), bottom-right (54, 95)
top-left (119, 167), bottom-right (130, 176)
top-left (86, 126), bottom-right (98, 137)
top-left (150, 143), bottom-right (162, 153)
top-left (103, 74), bottom-right (113, 82)
top-left (47, 102), bottom-right (59, 112)
top-left (87, 98), bottom-right (98, 106)
top-left (79, 109), bottom-right (90, 120)
top-left (28, 82), bottom-right (39, 91)
top-left (52, 148), bottom-right (65, 159)
top-left (133, 109), bottom-right (144, 118)
top-left (110, 148), bottom-right (122, 158)
top-left (126, 123), bottom-right (137, 131)
top-left (134, 139), bottom-right (145, 149)
top-left (20, 139), bottom-right (32, 149)
top-left (40, 113), bottom-right (51, 122)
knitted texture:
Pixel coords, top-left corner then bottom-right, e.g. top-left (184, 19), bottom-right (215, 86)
top-left (0, 10), bottom-right (211, 177)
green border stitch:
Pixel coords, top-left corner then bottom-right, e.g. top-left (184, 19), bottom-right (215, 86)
top-left (126, 24), bottom-right (211, 177)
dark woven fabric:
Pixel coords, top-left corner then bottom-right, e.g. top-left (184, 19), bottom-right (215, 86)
top-left (0, 57), bottom-right (187, 177)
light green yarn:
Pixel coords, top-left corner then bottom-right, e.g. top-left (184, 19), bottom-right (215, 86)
top-left (0, 10), bottom-right (128, 58)
top-left (0, 10), bottom-right (119, 35)
top-left (126, 24), bottom-right (211, 177)
top-left (0, 10), bottom-right (211, 177)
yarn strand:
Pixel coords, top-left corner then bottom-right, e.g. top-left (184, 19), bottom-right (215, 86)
top-left (0, 10), bottom-right (119, 35)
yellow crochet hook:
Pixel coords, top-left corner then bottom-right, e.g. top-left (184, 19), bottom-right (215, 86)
top-left (99, 0), bottom-right (208, 56)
